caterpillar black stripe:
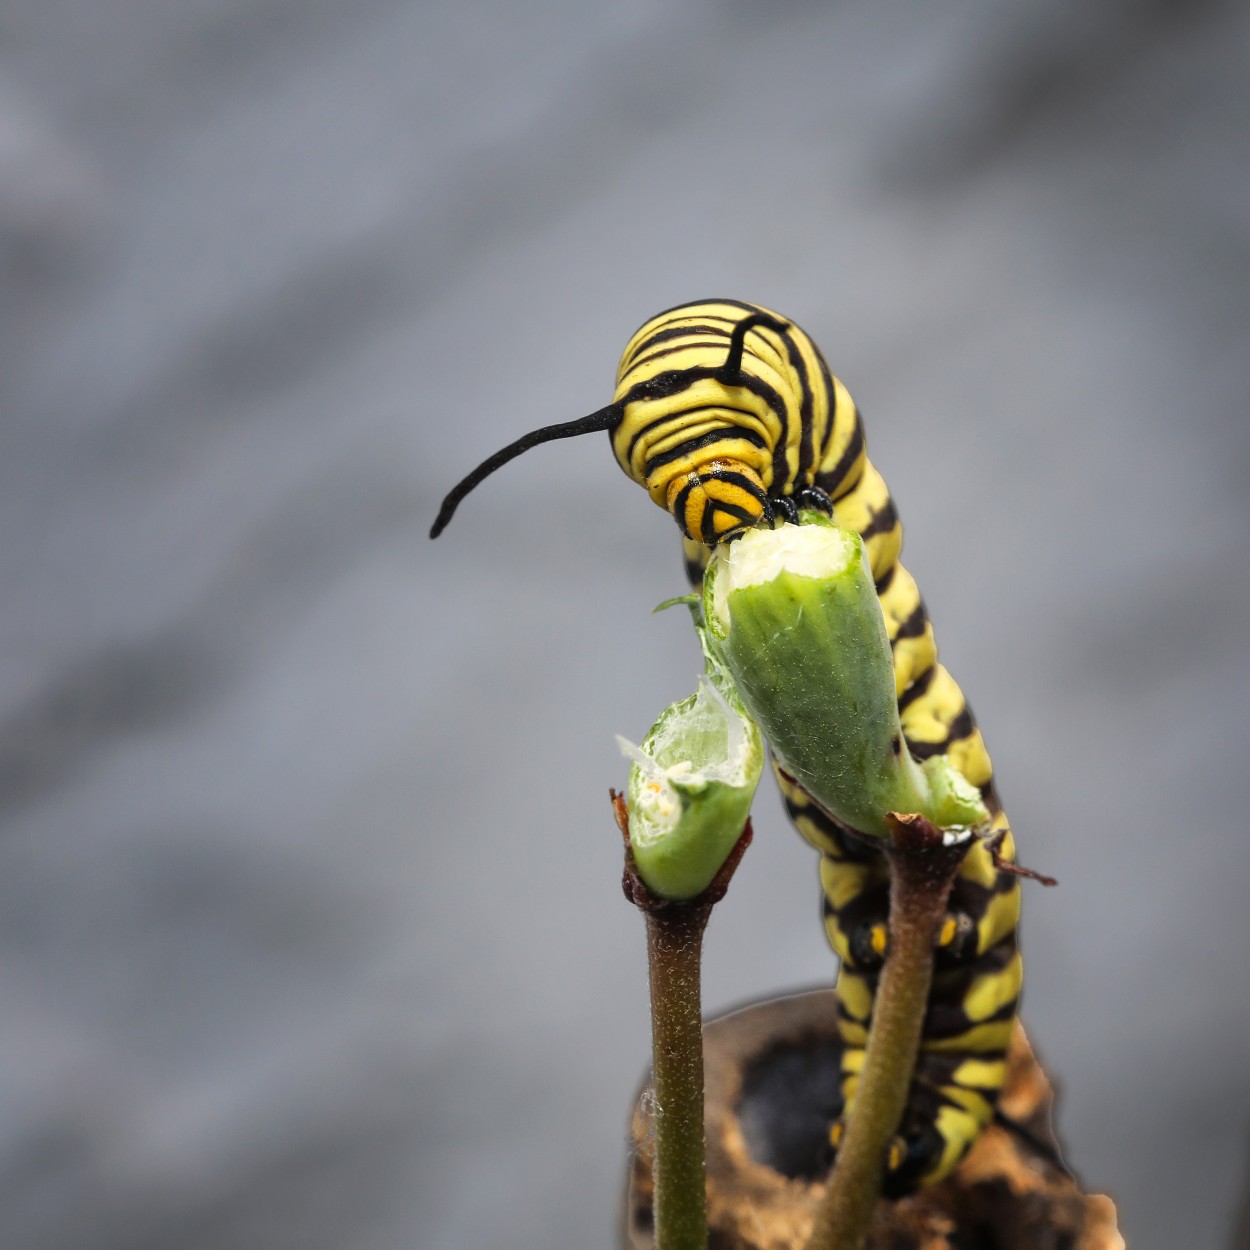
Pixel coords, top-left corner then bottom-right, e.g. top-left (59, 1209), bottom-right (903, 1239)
top-left (431, 299), bottom-right (1023, 1196)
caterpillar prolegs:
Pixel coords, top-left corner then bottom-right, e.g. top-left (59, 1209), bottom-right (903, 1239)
top-left (432, 299), bottom-right (1023, 1195)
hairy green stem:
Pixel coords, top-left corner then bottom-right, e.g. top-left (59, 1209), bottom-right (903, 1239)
top-left (804, 816), bottom-right (968, 1250)
top-left (645, 900), bottom-right (713, 1250)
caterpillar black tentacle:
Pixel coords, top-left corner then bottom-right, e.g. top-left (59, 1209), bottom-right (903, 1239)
top-left (432, 298), bottom-right (1022, 1195)
top-left (428, 403), bottom-right (621, 539)
top-left (716, 311), bottom-right (793, 385)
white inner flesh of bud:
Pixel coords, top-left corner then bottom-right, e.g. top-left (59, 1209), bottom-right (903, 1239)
top-left (617, 676), bottom-right (753, 844)
top-left (710, 523), bottom-right (858, 630)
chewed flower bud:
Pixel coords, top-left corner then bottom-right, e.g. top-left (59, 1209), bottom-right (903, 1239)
top-left (703, 513), bottom-right (987, 839)
top-left (618, 632), bottom-right (764, 900)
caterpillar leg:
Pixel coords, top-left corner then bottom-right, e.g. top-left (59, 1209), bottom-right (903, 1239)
top-left (848, 906), bottom-right (986, 971)
top-left (793, 484), bottom-right (834, 515)
top-left (826, 1112), bottom-right (955, 1199)
top-left (770, 495), bottom-right (800, 525)
top-left (766, 485), bottom-right (836, 529)
top-left (935, 911), bottom-right (979, 962)
top-left (880, 1124), bottom-right (950, 1198)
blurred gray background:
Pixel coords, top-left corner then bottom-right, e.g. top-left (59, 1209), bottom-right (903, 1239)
top-left (2, 2), bottom-right (1248, 1248)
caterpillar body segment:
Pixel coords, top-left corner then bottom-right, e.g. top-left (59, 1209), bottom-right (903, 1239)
top-left (431, 298), bottom-right (1023, 1195)
top-left (800, 777), bottom-right (1022, 1193)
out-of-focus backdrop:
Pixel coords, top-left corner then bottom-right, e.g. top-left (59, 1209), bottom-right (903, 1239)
top-left (2, 2), bottom-right (1248, 1248)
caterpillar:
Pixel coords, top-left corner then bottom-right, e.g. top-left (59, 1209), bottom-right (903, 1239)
top-left (431, 298), bottom-right (1023, 1196)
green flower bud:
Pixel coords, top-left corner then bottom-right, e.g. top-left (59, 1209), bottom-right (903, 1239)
top-left (618, 631), bottom-right (764, 900)
top-left (702, 514), bottom-right (987, 839)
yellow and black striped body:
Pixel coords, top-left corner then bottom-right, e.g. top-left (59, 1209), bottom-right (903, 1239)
top-left (614, 300), bottom-right (1023, 1194)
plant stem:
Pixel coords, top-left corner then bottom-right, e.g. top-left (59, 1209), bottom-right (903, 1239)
top-left (804, 814), bottom-right (968, 1250)
top-left (645, 899), bottom-right (713, 1250)
top-left (614, 792), bottom-right (752, 1250)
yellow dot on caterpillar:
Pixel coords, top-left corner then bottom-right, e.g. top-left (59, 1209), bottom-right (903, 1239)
top-left (829, 1120), bottom-right (844, 1150)
top-left (938, 916), bottom-right (958, 947)
top-left (886, 1138), bottom-right (906, 1171)
top-left (870, 924), bottom-right (888, 956)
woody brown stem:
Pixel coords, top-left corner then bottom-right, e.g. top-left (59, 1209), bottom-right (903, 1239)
top-left (614, 792), bottom-right (752, 1250)
top-left (644, 899), bottom-right (713, 1250)
top-left (804, 814), bottom-right (969, 1250)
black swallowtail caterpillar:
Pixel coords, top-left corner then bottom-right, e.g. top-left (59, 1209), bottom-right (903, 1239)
top-left (431, 298), bottom-right (1023, 1196)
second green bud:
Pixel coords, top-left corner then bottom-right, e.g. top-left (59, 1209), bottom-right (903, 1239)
top-left (702, 514), bottom-right (986, 840)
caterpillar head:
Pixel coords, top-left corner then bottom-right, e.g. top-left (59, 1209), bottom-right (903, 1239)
top-left (664, 460), bottom-right (770, 544)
